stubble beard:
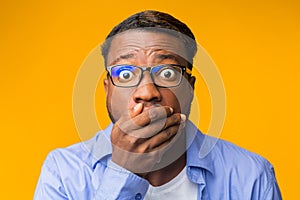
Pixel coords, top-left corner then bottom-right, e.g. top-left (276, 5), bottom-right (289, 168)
top-left (106, 99), bottom-right (117, 124)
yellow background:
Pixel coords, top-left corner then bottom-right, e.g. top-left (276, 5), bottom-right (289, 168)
top-left (0, 0), bottom-right (299, 199)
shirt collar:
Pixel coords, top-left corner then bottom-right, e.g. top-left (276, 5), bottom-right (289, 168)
top-left (83, 123), bottom-right (113, 168)
top-left (86, 121), bottom-right (216, 175)
top-left (185, 121), bottom-right (216, 175)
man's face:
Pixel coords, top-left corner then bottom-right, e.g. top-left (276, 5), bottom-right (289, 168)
top-left (104, 30), bottom-right (195, 123)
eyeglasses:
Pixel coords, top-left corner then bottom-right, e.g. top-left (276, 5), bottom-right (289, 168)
top-left (106, 64), bottom-right (192, 88)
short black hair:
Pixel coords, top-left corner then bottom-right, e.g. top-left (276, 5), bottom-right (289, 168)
top-left (101, 10), bottom-right (197, 69)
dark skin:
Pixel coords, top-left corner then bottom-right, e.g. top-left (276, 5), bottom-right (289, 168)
top-left (104, 30), bottom-right (196, 186)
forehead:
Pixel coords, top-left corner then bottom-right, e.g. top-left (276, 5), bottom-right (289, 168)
top-left (107, 30), bottom-right (187, 65)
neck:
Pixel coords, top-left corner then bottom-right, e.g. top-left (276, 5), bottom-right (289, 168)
top-left (142, 130), bottom-right (187, 186)
top-left (144, 152), bottom-right (186, 186)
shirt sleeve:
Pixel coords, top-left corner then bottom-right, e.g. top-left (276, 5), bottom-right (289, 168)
top-left (94, 159), bottom-right (149, 200)
top-left (262, 166), bottom-right (282, 200)
top-left (250, 159), bottom-right (282, 200)
top-left (34, 152), bottom-right (68, 200)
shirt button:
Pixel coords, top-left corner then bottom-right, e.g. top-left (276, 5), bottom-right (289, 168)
top-left (135, 193), bottom-right (142, 200)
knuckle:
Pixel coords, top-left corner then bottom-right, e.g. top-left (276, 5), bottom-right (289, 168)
top-left (164, 129), bottom-right (171, 137)
top-left (138, 145), bottom-right (150, 153)
top-left (175, 113), bottom-right (181, 122)
top-left (139, 112), bottom-right (151, 125)
top-left (165, 106), bottom-right (172, 115)
top-left (129, 137), bottom-right (140, 146)
top-left (148, 109), bottom-right (158, 120)
top-left (169, 113), bottom-right (179, 123)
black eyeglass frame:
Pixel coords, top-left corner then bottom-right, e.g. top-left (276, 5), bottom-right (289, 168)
top-left (106, 64), bottom-right (192, 88)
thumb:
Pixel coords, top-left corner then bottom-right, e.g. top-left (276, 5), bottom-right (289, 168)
top-left (130, 103), bottom-right (143, 118)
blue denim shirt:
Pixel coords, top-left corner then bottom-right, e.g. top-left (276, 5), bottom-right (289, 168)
top-left (34, 121), bottom-right (282, 199)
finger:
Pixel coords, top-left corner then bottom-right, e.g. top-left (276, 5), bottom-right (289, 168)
top-left (121, 105), bottom-right (174, 130)
top-left (128, 113), bottom-right (186, 138)
top-left (130, 106), bottom-right (174, 128)
top-left (149, 125), bottom-right (179, 148)
top-left (115, 103), bottom-right (144, 129)
top-left (130, 103), bottom-right (144, 118)
top-left (151, 116), bottom-right (186, 149)
top-left (151, 123), bottom-right (186, 154)
top-left (126, 112), bottom-right (180, 138)
top-left (162, 113), bottom-right (186, 130)
top-left (138, 124), bottom-right (185, 153)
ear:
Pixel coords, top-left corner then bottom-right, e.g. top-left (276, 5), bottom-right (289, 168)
top-left (188, 76), bottom-right (196, 90)
top-left (104, 78), bottom-right (109, 94)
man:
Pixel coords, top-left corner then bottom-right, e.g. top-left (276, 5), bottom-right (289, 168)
top-left (34, 10), bottom-right (282, 199)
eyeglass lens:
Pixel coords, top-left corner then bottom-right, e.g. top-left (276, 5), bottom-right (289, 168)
top-left (110, 65), bottom-right (183, 87)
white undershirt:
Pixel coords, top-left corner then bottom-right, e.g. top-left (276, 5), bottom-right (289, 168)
top-left (144, 167), bottom-right (198, 200)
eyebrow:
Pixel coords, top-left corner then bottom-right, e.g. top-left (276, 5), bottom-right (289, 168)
top-left (154, 54), bottom-right (181, 63)
top-left (110, 54), bottom-right (135, 65)
top-left (110, 53), bottom-right (183, 66)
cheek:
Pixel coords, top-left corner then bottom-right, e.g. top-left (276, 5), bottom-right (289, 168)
top-left (159, 89), bottom-right (181, 112)
top-left (108, 87), bottom-right (135, 116)
top-left (168, 83), bottom-right (194, 113)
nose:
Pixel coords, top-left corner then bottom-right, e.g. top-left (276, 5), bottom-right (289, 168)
top-left (133, 72), bottom-right (162, 103)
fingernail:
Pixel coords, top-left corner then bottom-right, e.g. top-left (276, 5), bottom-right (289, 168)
top-left (134, 103), bottom-right (143, 111)
top-left (180, 114), bottom-right (186, 122)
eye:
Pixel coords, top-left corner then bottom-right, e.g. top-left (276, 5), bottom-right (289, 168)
top-left (159, 68), bottom-right (176, 80)
top-left (119, 70), bottom-right (134, 81)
